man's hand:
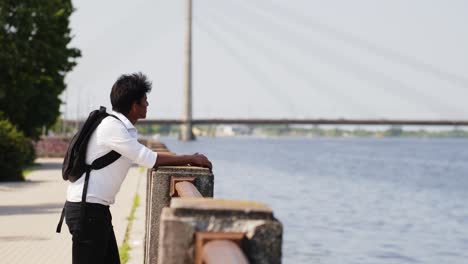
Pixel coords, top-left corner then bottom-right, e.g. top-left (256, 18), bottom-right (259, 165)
top-left (154, 152), bottom-right (213, 171)
top-left (190, 153), bottom-right (212, 170)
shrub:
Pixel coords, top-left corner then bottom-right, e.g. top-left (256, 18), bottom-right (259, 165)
top-left (0, 118), bottom-right (35, 181)
top-left (20, 136), bottom-right (36, 166)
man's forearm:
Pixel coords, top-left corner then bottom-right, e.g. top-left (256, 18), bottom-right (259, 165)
top-left (153, 153), bottom-right (193, 168)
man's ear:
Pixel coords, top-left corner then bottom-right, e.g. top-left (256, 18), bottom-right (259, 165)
top-left (129, 102), bottom-right (137, 114)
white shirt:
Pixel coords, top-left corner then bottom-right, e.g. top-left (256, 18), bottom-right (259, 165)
top-left (67, 111), bottom-right (157, 205)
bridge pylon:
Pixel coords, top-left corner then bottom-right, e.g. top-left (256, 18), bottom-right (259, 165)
top-left (181, 0), bottom-right (195, 141)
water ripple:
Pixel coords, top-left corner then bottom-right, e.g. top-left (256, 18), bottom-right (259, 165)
top-left (163, 137), bottom-right (468, 264)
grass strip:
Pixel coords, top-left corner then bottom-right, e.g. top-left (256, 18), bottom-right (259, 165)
top-left (22, 169), bottom-right (33, 178)
top-left (22, 162), bottom-right (40, 179)
top-left (119, 194), bottom-right (140, 264)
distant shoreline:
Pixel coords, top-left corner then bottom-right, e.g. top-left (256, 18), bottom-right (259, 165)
top-left (136, 124), bottom-right (468, 138)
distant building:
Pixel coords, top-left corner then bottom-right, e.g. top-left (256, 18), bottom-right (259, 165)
top-left (216, 125), bottom-right (251, 136)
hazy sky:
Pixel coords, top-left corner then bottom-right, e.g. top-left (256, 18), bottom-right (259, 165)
top-left (65, 0), bottom-right (468, 120)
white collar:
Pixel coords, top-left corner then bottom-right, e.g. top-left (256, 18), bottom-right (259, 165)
top-left (111, 111), bottom-right (135, 130)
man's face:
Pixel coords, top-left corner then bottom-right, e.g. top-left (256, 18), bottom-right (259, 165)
top-left (135, 95), bottom-right (148, 119)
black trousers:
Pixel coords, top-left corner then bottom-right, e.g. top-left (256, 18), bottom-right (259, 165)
top-left (65, 201), bottom-right (120, 264)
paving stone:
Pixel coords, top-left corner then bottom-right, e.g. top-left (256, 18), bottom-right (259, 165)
top-left (0, 158), bottom-right (145, 264)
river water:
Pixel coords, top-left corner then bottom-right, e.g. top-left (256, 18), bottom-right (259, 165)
top-left (162, 137), bottom-right (468, 264)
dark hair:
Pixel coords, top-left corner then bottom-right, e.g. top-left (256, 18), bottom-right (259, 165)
top-left (110, 72), bottom-right (152, 115)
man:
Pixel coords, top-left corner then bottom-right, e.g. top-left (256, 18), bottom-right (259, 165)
top-left (64, 72), bottom-right (212, 263)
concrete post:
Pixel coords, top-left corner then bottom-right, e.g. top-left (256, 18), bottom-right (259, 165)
top-left (146, 166), bottom-right (214, 264)
top-left (158, 198), bottom-right (283, 264)
top-left (144, 141), bottom-right (171, 264)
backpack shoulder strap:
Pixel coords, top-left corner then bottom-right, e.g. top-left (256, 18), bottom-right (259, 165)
top-left (90, 114), bottom-right (123, 170)
top-left (108, 114), bottom-right (119, 120)
top-left (91, 151), bottom-right (121, 170)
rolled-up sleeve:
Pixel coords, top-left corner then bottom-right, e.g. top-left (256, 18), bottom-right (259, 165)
top-left (97, 118), bottom-right (157, 168)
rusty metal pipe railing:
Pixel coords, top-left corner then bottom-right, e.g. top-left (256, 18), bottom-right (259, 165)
top-left (174, 181), bottom-right (202, 198)
top-left (173, 180), bottom-right (250, 263)
top-left (161, 172), bottom-right (253, 263)
top-left (202, 240), bottom-right (249, 264)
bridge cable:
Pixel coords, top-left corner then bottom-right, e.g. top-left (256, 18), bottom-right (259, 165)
top-left (197, 8), bottom-right (376, 117)
top-left (254, 0), bottom-right (468, 89)
top-left (193, 16), bottom-right (301, 117)
top-left (214, 0), bottom-right (464, 117)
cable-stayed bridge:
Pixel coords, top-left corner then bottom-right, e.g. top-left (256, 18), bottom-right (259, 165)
top-left (137, 119), bottom-right (468, 126)
top-left (64, 1), bottom-right (468, 138)
top-left (175, 0), bottom-right (468, 139)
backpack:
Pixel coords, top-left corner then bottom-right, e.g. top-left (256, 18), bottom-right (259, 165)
top-left (62, 106), bottom-right (121, 182)
top-left (56, 106), bottom-right (122, 233)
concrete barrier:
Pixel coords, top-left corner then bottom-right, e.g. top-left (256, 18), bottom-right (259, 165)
top-left (158, 198), bottom-right (283, 264)
top-left (145, 166), bottom-right (214, 264)
top-left (142, 140), bottom-right (282, 263)
top-left (144, 140), bottom-right (170, 264)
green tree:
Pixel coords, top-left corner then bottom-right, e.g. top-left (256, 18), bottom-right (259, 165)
top-left (384, 125), bottom-right (403, 137)
top-left (0, 0), bottom-right (80, 138)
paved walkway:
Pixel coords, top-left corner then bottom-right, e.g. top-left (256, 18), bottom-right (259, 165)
top-left (0, 158), bottom-right (147, 264)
